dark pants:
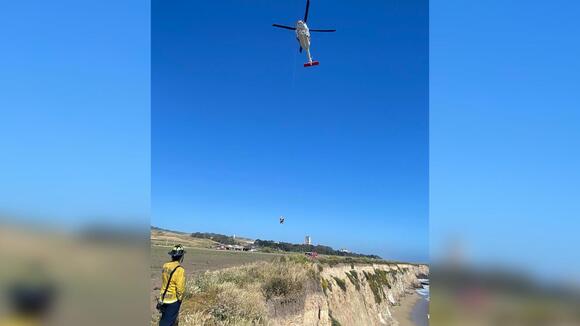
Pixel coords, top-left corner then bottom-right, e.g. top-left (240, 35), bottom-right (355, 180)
top-left (159, 301), bottom-right (181, 326)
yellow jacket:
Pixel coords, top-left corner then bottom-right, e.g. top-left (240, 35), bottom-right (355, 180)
top-left (159, 261), bottom-right (186, 303)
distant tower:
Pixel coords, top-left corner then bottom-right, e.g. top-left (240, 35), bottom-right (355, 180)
top-left (304, 235), bottom-right (312, 245)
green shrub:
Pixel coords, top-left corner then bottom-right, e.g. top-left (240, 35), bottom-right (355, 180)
top-left (345, 270), bottom-right (360, 291)
top-left (321, 278), bottom-right (333, 295)
top-left (263, 276), bottom-right (292, 299)
top-left (275, 254), bottom-right (310, 265)
top-left (332, 276), bottom-right (347, 292)
top-left (362, 269), bottom-right (393, 304)
top-left (374, 269), bottom-right (391, 289)
top-left (330, 313), bottom-right (342, 326)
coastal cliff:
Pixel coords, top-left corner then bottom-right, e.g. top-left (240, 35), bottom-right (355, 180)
top-left (269, 263), bottom-right (428, 326)
top-left (177, 256), bottom-right (428, 326)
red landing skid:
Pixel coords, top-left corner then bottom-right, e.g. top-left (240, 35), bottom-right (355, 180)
top-left (304, 61), bottom-right (320, 67)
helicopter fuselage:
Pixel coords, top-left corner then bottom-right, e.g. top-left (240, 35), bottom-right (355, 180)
top-left (295, 21), bottom-right (310, 49)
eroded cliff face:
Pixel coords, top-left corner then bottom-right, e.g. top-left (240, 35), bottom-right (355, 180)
top-left (269, 263), bottom-right (429, 326)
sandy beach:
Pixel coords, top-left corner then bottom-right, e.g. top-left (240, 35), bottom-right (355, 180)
top-left (391, 292), bottom-right (426, 326)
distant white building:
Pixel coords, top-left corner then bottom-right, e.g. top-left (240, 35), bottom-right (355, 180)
top-left (226, 244), bottom-right (244, 251)
top-left (305, 235), bottom-right (312, 245)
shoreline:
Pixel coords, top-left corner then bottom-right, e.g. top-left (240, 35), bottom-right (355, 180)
top-left (391, 292), bottom-right (421, 326)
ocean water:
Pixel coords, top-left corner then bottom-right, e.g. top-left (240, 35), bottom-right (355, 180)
top-left (416, 285), bottom-right (430, 299)
top-left (412, 282), bottom-right (430, 326)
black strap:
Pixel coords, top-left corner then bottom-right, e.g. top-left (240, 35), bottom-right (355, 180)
top-left (161, 265), bottom-right (182, 303)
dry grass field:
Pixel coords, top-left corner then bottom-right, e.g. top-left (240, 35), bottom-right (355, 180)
top-left (151, 229), bottom-right (218, 249)
top-left (151, 246), bottom-right (284, 278)
top-left (150, 239), bottom-right (285, 319)
top-left (150, 228), bottom-right (285, 279)
top-left (177, 255), bottom-right (315, 325)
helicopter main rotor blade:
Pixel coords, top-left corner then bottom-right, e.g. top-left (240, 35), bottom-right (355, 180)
top-left (310, 29), bottom-right (336, 32)
top-left (272, 24), bottom-right (296, 30)
top-left (304, 0), bottom-right (310, 23)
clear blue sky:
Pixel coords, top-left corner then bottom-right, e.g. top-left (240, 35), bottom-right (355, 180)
top-left (430, 0), bottom-right (580, 280)
top-left (152, 0), bottom-right (429, 262)
top-left (2, 0), bottom-right (577, 279)
top-left (0, 1), bottom-right (150, 227)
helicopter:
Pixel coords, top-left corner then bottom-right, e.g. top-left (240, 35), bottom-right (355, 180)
top-left (273, 0), bottom-right (336, 67)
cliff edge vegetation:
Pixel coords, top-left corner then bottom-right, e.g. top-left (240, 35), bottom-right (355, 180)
top-left (152, 254), bottom-right (428, 326)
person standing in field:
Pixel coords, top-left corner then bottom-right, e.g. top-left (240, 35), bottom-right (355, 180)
top-left (157, 244), bottom-right (186, 326)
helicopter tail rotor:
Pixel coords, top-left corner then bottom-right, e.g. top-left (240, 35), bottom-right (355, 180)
top-left (304, 61), bottom-right (320, 67)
